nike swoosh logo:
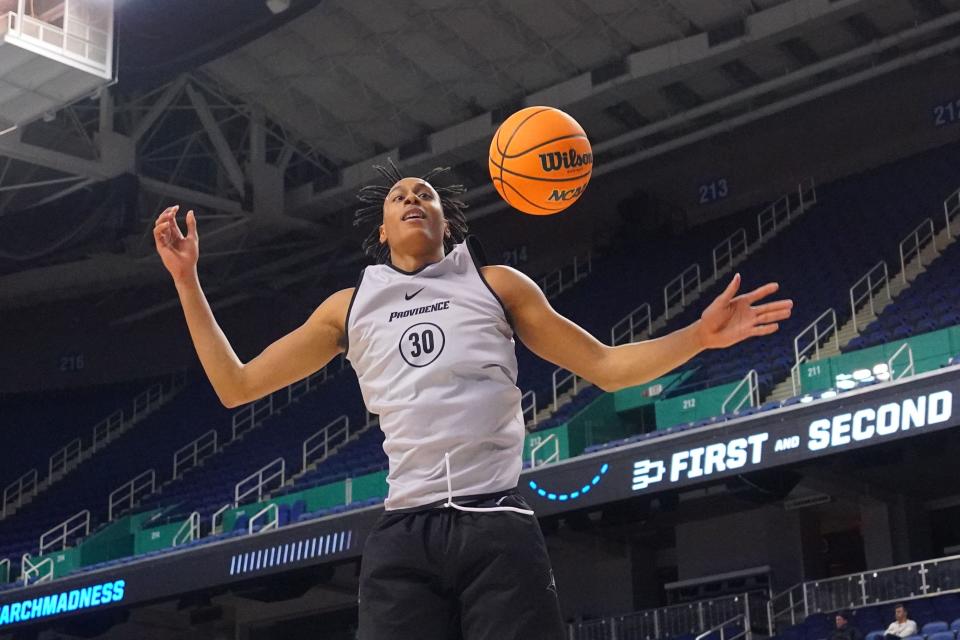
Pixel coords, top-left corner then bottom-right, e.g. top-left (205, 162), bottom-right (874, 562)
top-left (405, 287), bottom-right (425, 301)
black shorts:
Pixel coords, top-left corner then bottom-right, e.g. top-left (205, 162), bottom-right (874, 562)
top-left (357, 491), bottom-right (566, 640)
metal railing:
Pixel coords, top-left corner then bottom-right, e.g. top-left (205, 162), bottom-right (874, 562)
top-left (288, 367), bottom-right (329, 405)
top-left (757, 194), bottom-right (791, 242)
top-left (899, 218), bottom-right (936, 284)
top-left (0, 558), bottom-right (9, 584)
top-left (232, 394), bottom-right (274, 441)
top-left (4, 4), bottom-right (112, 74)
top-left (20, 554), bottom-right (54, 586)
top-left (552, 368), bottom-right (580, 412)
top-left (303, 415), bottom-right (350, 471)
top-left (721, 370), bottom-right (759, 415)
top-left (39, 510), bottom-right (90, 556)
top-left (49, 438), bottom-right (82, 479)
top-left (946, 186), bottom-right (960, 238)
top-left (756, 178), bottom-right (816, 242)
top-left (2, 468), bottom-right (38, 519)
top-left (173, 512), bottom-right (200, 547)
top-left (664, 264), bottom-right (702, 319)
top-left (235, 458), bottom-right (285, 506)
top-left (849, 262), bottom-right (891, 332)
top-left (768, 582), bottom-right (808, 629)
top-left (713, 229), bottom-right (749, 279)
top-left (211, 503), bottom-right (232, 534)
top-left (530, 433), bottom-right (560, 468)
top-left (794, 308), bottom-right (839, 365)
top-left (131, 383), bottom-right (164, 424)
top-left (696, 614), bottom-right (748, 640)
top-left (91, 409), bottom-right (124, 451)
top-left (173, 429), bottom-right (218, 480)
top-left (249, 503), bottom-right (279, 535)
top-left (108, 470), bottom-right (156, 521)
top-left (521, 390), bottom-right (538, 426)
top-left (768, 552), bottom-right (960, 633)
top-left (610, 303), bottom-right (653, 347)
top-left (798, 177), bottom-right (817, 211)
top-left (538, 252), bottom-right (593, 300)
top-left (570, 591), bottom-right (766, 640)
top-left (790, 355), bottom-right (809, 397)
top-left (887, 343), bottom-right (915, 381)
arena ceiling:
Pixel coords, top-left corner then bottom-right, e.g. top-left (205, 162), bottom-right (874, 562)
top-left (1, 0), bottom-right (959, 311)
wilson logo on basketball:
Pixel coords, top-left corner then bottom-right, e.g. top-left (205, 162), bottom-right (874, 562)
top-left (537, 149), bottom-right (593, 173)
top-left (547, 185), bottom-right (586, 202)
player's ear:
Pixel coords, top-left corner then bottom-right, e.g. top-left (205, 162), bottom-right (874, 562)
top-left (443, 219), bottom-right (451, 240)
top-left (378, 224), bottom-right (387, 244)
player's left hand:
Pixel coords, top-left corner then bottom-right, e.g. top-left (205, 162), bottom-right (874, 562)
top-left (696, 273), bottom-right (793, 350)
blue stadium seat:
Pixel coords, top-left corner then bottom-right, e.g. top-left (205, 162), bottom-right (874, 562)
top-left (926, 631), bottom-right (954, 640)
top-left (232, 515), bottom-right (250, 533)
top-left (922, 622), bottom-right (949, 635)
top-left (290, 500), bottom-right (306, 523)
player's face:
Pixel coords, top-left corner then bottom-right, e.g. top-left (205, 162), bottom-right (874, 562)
top-left (380, 178), bottom-right (448, 254)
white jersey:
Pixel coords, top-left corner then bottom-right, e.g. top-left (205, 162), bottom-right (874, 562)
top-left (345, 239), bottom-right (524, 510)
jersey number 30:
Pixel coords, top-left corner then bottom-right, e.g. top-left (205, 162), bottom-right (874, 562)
top-left (399, 322), bottom-right (446, 367)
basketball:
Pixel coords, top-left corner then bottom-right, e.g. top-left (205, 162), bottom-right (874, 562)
top-left (488, 106), bottom-right (593, 215)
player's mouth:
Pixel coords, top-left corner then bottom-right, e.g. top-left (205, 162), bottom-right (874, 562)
top-left (402, 207), bottom-right (426, 222)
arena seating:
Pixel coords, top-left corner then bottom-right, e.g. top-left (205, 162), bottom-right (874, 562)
top-left (847, 239), bottom-right (960, 351)
top-left (663, 140), bottom-right (959, 397)
top-left (558, 140), bottom-right (960, 443)
top-left (0, 376), bottom-right (174, 494)
top-left (515, 203), bottom-right (763, 412)
top-left (0, 373), bottom-right (227, 564)
top-left (776, 593), bottom-right (960, 640)
top-left (2, 142), bottom-right (960, 586)
top-left (137, 368), bottom-right (367, 523)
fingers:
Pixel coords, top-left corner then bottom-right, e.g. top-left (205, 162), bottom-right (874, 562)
top-left (756, 308), bottom-right (793, 325)
top-left (154, 205), bottom-right (178, 227)
top-left (752, 299), bottom-right (793, 314)
top-left (153, 205), bottom-right (189, 246)
top-left (153, 209), bottom-right (174, 248)
top-left (753, 299), bottom-right (793, 322)
top-left (739, 281), bottom-right (780, 304)
top-left (185, 210), bottom-right (197, 239)
top-left (719, 273), bottom-right (741, 303)
top-left (751, 323), bottom-right (779, 337)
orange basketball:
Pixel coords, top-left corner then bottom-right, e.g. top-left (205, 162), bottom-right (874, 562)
top-left (488, 106), bottom-right (593, 215)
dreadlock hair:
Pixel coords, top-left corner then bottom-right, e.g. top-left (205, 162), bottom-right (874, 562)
top-left (354, 158), bottom-right (468, 265)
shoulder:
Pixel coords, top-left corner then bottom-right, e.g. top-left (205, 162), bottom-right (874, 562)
top-left (480, 265), bottom-right (546, 312)
top-left (307, 287), bottom-right (354, 331)
top-left (326, 287), bottom-right (355, 310)
top-left (481, 264), bottom-right (536, 293)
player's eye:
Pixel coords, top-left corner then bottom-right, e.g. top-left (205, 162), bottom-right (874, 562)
top-left (419, 192), bottom-right (432, 199)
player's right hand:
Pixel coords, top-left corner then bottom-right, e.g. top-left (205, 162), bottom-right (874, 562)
top-left (153, 205), bottom-right (199, 284)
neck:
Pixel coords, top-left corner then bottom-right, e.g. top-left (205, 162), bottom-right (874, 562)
top-left (389, 246), bottom-right (446, 273)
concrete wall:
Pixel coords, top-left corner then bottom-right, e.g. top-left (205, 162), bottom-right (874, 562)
top-left (675, 505), bottom-right (806, 592)
top-left (547, 527), bottom-right (635, 620)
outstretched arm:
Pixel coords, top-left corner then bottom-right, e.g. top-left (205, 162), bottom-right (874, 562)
top-left (483, 267), bottom-right (793, 393)
top-left (154, 205), bottom-right (351, 408)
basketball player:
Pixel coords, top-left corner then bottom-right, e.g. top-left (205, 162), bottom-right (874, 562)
top-left (153, 163), bottom-right (793, 639)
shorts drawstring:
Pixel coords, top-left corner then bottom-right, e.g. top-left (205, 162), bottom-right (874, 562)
top-left (443, 452), bottom-right (535, 516)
